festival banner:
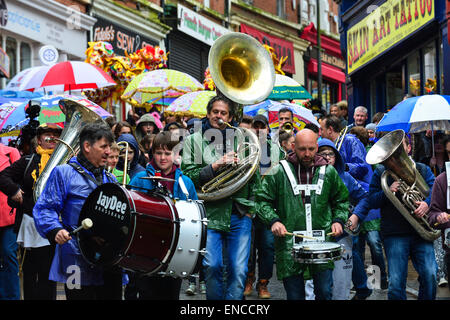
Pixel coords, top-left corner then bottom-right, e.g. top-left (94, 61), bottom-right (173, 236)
top-left (347, 0), bottom-right (435, 74)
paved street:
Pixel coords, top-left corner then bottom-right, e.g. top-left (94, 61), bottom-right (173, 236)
top-left (51, 245), bottom-right (450, 301)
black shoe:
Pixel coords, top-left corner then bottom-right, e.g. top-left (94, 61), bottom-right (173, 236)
top-left (381, 280), bottom-right (388, 290)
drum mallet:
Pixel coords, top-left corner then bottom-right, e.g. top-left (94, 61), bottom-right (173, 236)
top-left (434, 214), bottom-right (450, 227)
top-left (69, 218), bottom-right (93, 236)
top-left (285, 232), bottom-right (317, 241)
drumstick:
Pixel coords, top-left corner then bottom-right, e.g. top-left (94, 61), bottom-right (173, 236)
top-left (69, 218), bottom-right (93, 236)
top-left (285, 232), bottom-right (317, 241)
top-left (327, 232), bottom-right (335, 236)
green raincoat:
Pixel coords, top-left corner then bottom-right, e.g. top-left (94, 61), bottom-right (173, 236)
top-left (255, 154), bottom-right (349, 280)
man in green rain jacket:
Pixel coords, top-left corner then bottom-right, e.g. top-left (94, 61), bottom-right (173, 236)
top-left (256, 129), bottom-right (349, 300)
top-left (181, 95), bottom-right (258, 300)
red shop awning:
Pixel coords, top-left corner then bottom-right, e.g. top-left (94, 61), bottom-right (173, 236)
top-left (308, 59), bottom-right (345, 83)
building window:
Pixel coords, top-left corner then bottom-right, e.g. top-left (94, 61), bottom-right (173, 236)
top-left (20, 42), bottom-right (31, 70)
top-left (308, 77), bottom-right (337, 111)
top-left (408, 51), bottom-right (421, 96)
top-left (277, 0), bottom-right (286, 19)
top-left (423, 41), bottom-right (437, 94)
top-left (5, 37), bottom-right (17, 83)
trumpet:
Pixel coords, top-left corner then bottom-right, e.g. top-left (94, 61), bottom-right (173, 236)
top-left (113, 141), bottom-right (130, 188)
top-left (335, 125), bottom-right (348, 151)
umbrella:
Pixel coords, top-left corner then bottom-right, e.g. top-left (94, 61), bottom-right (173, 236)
top-left (121, 69), bottom-right (204, 109)
top-left (267, 74), bottom-right (312, 100)
top-left (376, 94), bottom-right (450, 159)
top-left (166, 90), bottom-right (216, 118)
top-left (5, 66), bottom-right (49, 92)
top-left (244, 100), bottom-right (319, 131)
top-left (23, 61), bottom-right (116, 93)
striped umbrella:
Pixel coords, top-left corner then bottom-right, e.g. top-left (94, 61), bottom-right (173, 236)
top-left (121, 69), bottom-right (204, 108)
top-left (23, 61), bottom-right (116, 93)
top-left (166, 90), bottom-right (216, 118)
top-left (267, 74), bottom-right (312, 100)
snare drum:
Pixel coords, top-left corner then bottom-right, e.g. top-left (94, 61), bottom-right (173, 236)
top-left (77, 183), bottom-right (207, 278)
top-left (292, 242), bottom-right (343, 264)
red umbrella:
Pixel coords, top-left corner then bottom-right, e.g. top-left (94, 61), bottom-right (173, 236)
top-left (24, 61), bottom-right (116, 93)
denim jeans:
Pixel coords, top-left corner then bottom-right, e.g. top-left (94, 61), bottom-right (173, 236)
top-left (352, 235), bottom-right (372, 298)
top-left (0, 225), bottom-right (20, 300)
top-left (356, 230), bottom-right (388, 284)
top-left (282, 269), bottom-right (333, 300)
top-left (203, 214), bottom-right (252, 300)
top-left (247, 217), bottom-right (274, 280)
top-left (383, 234), bottom-right (437, 300)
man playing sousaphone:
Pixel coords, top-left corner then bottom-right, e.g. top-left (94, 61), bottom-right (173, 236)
top-left (181, 95), bottom-right (259, 300)
top-left (255, 129), bottom-right (349, 300)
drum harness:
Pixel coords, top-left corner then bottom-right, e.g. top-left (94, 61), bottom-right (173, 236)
top-left (280, 160), bottom-right (325, 239)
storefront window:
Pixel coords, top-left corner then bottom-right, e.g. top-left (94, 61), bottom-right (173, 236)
top-left (20, 42), bottom-right (31, 70)
top-left (385, 65), bottom-right (403, 109)
top-left (423, 41), bottom-right (437, 94)
top-left (408, 51), bottom-right (420, 96)
top-left (308, 77), bottom-right (337, 111)
top-left (6, 37), bottom-right (17, 82)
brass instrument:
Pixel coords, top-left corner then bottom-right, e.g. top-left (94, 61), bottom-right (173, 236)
top-left (113, 141), bottom-right (130, 188)
top-left (366, 129), bottom-right (441, 242)
top-left (208, 32), bottom-right (275, 105)
top-left (280, 121), bottom-right (294, 134)
top-left (198, 119), bottom-right (261, 201)
top-left (33, 98), bottom-right (108, 202)
top-left (335, 125), bottom-right (348, 151)
top-left (196, 32), bottom-right (275, 201)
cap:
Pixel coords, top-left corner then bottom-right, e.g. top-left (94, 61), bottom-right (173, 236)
top-left (252, 114), bottom-right (268, 127)
top-left (36, 123), bottom-right (63, 136)
top-left (186, 118), bottom-right (200, 128)
top-left (365, 123), bottom-right (376, 131)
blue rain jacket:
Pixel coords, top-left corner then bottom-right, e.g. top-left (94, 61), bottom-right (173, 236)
top-left (339, 133), bottom-right (373, 185)
top-left (33, 157), bottom-right (116, 285)
top-left (130, 163), bottom-right (198, 201)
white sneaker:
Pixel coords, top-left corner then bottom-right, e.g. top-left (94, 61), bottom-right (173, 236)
top-left (185, 283), bottom-right (196, 295)
top-left (438, 277), bottom-right (448, 287)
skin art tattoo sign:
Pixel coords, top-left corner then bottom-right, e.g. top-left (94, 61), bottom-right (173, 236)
top-left (347, 0), bottom-right (435, 75)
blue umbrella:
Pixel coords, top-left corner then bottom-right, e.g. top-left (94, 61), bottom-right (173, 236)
top-left (376, 94), bottom-right (450, 158)
top-left (376, 95), bottom-right (450, 133)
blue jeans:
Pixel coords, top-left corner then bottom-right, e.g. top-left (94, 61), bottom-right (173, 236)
top-left (0, 225), bottom-right (20, 300)
top-left (203, 214), bottom-right (252, 300)
top-left (383, 234), bottom-right (437, 300)
top-left (282, 269), bottom-right (333, 300)
top-left (356, 230), bottom-right (388, 284)
top-left (247, 217), bottom-right (274, 280)
top-left (352, 235), bottom-right (372, 298)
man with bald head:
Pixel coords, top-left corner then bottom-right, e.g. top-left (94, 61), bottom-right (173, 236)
top-left (255, 129), bottom-right (349, 300)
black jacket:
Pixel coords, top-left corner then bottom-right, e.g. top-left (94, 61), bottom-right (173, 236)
top-left (0, 153), bottom-right (41, 232)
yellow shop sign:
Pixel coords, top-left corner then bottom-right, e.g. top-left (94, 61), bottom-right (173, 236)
top-left (347, 0), bottom-right (435, 74)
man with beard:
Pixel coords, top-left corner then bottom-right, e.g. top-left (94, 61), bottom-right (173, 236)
top-left (255, 129), bottom-right (349, 300)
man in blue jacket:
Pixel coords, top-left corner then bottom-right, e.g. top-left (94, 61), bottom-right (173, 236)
top-left (33, 122), bottom-right (121, 300)
top-left (317, 138), bottom-right (371, 300)
top-left (368, 135), bottom-right (437, 300)
top-left (130, 131), bottom-right (198, 300)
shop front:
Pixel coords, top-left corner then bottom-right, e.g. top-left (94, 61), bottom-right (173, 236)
top-left (164, 4), bottom-right (230, 83)
top-left (0, 0), bottom-right (96, 87)
top-left (340, 0), bottom-right (448, 119)
top-left (300, 22), bottom-right (346, 111)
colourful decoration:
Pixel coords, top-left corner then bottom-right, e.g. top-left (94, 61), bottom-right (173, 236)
top-left (263, 44), bottom-right (288, 75)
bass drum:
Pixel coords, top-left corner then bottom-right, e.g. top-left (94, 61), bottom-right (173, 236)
top-left (77, 183), bottom-right (207, 278)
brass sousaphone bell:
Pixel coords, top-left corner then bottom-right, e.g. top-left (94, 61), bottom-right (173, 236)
top-left (196, 32), bottom-right (275, 201)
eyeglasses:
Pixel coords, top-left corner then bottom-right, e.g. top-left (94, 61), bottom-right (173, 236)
top-left (318, 152), bottom-right (335, 159)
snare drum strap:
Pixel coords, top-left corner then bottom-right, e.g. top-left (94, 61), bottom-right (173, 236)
top-left (279, 160), bottom-right (325, 196)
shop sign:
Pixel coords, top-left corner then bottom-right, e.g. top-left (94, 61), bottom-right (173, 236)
top-left (93, 16), bottom-right (158, 56)
top-left (0, 0), bottom-right (7, 27)
top-left (347, 0), bottom-right (435, 74)
top-left (241, 23), bottom-right (295, 74)
top-left (177, 4), bottom-right (230, 46)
